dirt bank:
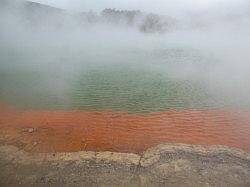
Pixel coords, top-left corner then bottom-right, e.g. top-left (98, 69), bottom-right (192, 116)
top-left (1, 104), bottom-right (250, 153)
top-left (0, 143), bottom-right (250, 186)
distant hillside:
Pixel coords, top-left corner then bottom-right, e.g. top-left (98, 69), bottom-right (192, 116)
top-left (0, 0), bottom-right (176, 33)
top-left (21, 1), bottom-right (66, 27)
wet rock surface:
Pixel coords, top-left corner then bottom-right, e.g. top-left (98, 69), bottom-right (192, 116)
top-left (0, 144), bottom-right (250, 187)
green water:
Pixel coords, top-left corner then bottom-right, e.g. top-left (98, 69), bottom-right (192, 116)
top-left (0, 45), bottom-right (243, 112)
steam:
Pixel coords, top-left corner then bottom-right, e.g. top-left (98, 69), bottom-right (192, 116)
top-left (1, 0), bottom-right (250, 110)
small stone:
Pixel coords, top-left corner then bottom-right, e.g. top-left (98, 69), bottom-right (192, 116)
top-left (28, 128), bottom-right (35, 133)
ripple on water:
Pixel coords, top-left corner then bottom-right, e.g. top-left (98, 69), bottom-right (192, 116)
top-left (1, 106), bottom-right (250, 153)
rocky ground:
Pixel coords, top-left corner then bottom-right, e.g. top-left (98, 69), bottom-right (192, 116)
top-left (0, 143), bottom-right (250, 187)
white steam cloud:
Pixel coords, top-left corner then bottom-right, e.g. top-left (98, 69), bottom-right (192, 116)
top-left (1, 0), bottom-right (250, 109)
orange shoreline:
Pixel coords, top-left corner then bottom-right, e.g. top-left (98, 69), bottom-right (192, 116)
top-left (1, 104), bottom-right (250, 153)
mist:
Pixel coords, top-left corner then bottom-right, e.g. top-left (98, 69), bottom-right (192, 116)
top-left (1, 0), bottom-right (250, 110)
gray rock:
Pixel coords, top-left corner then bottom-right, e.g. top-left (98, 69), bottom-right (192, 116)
top-left (0, 143), bottom-right (250, 187)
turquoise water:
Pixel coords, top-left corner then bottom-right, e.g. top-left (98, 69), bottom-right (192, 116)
top-left (0, 42), bottom-right (247, 112)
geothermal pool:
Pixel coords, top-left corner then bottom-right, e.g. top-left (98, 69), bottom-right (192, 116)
top-left (1, 44), bottom-right (250, 153)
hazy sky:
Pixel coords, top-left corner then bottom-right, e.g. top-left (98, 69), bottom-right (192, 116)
top-left (30, 0), bottom-right (246, 16)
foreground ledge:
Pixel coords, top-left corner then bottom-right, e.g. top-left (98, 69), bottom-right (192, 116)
top-left (1, 144), bottom-right (250, 186)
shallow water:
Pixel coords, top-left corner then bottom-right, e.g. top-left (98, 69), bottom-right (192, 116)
top-left (1, 106), bottom-right (250, 153)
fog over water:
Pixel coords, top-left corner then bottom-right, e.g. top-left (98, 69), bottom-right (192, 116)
top-left (1, 0), bottom-right (250, 111)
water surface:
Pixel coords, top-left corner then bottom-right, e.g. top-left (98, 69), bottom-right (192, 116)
top-left (1, 33), bottom-right (250, 153)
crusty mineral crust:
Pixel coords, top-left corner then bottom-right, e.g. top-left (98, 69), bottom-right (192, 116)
top-left (1, 143), bottom-right (250, 186)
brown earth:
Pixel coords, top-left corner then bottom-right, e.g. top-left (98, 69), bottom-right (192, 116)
top-left (1, 103), bottom-right (250, 153)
